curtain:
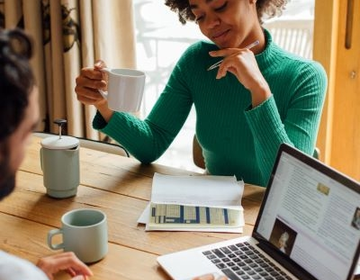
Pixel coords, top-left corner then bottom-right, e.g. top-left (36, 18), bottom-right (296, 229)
top-left (0, 0), bottom-right (136, 140)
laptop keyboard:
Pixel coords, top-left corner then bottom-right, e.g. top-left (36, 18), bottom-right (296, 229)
top-left (202, 242), bottom-right (293, 280)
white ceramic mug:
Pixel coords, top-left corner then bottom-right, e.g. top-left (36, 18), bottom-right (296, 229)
top-left (47, 208), bottom-right (108, 263)
top-left (99, 68), bottom-right (146, 112)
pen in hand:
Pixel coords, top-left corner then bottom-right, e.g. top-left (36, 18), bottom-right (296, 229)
top-left (207, 40), bottom-right (260, 71)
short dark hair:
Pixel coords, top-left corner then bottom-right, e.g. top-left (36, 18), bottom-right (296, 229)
top-left (164, 0), bottom-right (289, 24)
top-left (0, 28), bottom-right (35, 141)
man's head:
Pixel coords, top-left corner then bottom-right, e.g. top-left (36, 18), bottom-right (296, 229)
top-left (0, 28), bottom-right (39, 200)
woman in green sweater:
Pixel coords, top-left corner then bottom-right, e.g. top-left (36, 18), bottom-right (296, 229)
top-left (75, 0), bottom-right (327, 187)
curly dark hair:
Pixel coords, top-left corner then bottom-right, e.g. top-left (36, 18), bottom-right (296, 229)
top-left (0, 28), bottom-right (35, 141)
top-left (165, 0), bottom-right (289, 24)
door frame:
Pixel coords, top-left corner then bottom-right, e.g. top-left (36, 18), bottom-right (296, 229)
top-left (313, 0), bottom-right (339, 164)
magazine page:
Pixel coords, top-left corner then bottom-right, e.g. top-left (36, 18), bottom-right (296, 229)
top-left (139, 173), bottom-right (245, 232)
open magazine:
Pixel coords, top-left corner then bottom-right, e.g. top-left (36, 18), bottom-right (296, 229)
top-left (148, 203), bottom-right (243, 229)
top-left (138, 173), bottom-right (245, 233)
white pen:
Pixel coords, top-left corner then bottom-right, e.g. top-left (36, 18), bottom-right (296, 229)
top-left (207, 40), bottom-right (260, 71)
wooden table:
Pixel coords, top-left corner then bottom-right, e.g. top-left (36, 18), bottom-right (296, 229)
top-left (0, 136), bottom-right (265, 280)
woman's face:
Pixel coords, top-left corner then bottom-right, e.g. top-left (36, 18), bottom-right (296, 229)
top-left (189, 0), bottom-right (258, 49)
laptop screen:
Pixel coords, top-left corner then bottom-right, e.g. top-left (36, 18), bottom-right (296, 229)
top-left (254, 144), bottom-right (360, 280)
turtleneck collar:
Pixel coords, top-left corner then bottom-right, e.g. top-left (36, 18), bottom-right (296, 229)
top-left (255, 29), bottom-right (285, 74)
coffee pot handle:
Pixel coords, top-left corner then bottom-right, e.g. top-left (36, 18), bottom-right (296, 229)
top-left (54, 119), bottom-right (67, 139)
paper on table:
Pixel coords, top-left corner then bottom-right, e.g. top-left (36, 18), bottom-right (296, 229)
top-left (151, 173), bottom-right (244, 208)
top-left (137, 203), bottom-right (244, 233)
top-left (138, 173), bottom-right (245, 233)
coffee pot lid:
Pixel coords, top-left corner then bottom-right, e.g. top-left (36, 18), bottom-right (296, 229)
top-left (40, 119), bottom-right (79, 149)
top-left (41, 135), bottom-right (79, 150)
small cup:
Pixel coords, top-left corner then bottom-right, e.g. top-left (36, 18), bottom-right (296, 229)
top-left (99, 68), bottom-right (146, 112)
top-left (47, 208), bottom-right (108, 263)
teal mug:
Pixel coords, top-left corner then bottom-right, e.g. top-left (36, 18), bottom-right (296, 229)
top-left (47, 208), bottom-right (108, 263)
top-left (40, 135), bottom-right (80, 198)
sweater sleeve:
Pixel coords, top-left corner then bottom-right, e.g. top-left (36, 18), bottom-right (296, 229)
top-left (244, 60), bottom-right (327, 186)
top-left (92, 53), bottom-right (193, 163)
top-left (0, 251), bottom-right (49, 280)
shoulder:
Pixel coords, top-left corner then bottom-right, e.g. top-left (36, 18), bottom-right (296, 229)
top-left (261, 29), bottom-right (327, 77)
top-left (278, 52), bottom-right (327, 97)
top-left (0, 251), bottom-right (48, 280)
top-left (285, 53), bottom-right (326, 80)
top-left (267, 30), bottom-right (327, 82)
top-left (262, 44), bottom-right (327, 94)
top-left (284, 54), bottom-right (327, 91)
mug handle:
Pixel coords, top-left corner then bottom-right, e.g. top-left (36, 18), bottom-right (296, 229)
top-left (98, 89), bottom-right (108, 99)
top-left (47, 228), bottom-right (65, 250)
top-left (98, 68), bottom-right (111, 99)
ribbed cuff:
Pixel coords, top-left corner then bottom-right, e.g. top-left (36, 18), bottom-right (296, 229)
top-left (92, 111), bottom-right (108, 130)
top-left (244, 96), bottom-right (284, 148)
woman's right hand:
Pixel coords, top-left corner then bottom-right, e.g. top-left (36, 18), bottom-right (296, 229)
top-left (75, 60), bottom-right (114, 122)
top-left (75, 60), bottom-right (107, 107)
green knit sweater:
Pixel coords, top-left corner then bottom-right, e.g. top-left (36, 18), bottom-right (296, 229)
top-left (93, 30), bottom-right (327, 187)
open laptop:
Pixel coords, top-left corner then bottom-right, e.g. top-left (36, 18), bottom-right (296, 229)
top-left (157, 143), bottom-right (360, 280)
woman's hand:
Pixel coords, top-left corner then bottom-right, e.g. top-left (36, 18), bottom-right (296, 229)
top-left (75, 60), bottom-right (107, 107)
top-left (209, 47), bottom-right (271, 107)
top-left (75, 60), bottom-right (114, 122)
top-left (36, 252), bottom-right (93, 280)
top-left (192, 274), bottom-right (228, 280)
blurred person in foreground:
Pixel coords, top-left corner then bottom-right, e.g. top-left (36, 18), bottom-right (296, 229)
top-left (0, 27), bottom-right (92, 280)
top-left (0, 26), bottom-right (227, 280)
